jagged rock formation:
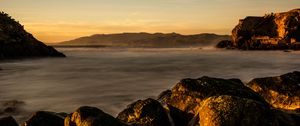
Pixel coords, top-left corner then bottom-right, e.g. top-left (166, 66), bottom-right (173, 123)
top-left (2, 72), bottom-right (300, 126)
top-left (247, 71), bottom-right (300, 110)
top-left (0, 12), bottom-right (65, 59)
top-left (218, 9), bottom-right (300, 50)
top-left (58, 33), bottom-right (230, 48)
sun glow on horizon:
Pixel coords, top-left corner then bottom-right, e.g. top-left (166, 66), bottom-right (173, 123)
top-left (1, 0), bottom-right (299, 43)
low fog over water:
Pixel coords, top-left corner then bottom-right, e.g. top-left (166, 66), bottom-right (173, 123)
top-left (1, 48), bottom-right (300, 122)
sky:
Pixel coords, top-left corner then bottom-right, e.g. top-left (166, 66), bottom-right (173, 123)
top-left (1, 0), bottom-right (300, 43)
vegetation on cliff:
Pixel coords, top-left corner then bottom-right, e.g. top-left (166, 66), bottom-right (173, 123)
top-left (0, 12), bottom-right (65, 59)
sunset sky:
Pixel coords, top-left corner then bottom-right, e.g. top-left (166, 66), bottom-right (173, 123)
top-left (1, 0), bottom-right (299, 43)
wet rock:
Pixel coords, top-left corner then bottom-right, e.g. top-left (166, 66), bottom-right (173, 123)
top-left (197, 95), bottom-right (269, 126)
top-left (0, 12), bottom-right (65, 60)
top-left (22, 111), bottom-right (64, 126)
top-left (0, 116), bottom-right (19, 126)
top-left (161, 76), bottom-right (268, 115)
top-left (66, 106), bottom-right (126, 126)
top-left (247, 71), bottom-right (300, 110)
top-left (117, 98), bottom-right (171, 126)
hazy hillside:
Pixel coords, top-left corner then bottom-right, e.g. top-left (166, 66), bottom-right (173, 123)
top-left (58, 33), bottom-right (230, 48)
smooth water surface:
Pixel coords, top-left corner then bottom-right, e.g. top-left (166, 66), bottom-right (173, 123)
top-left (0, 48), bottom-right (300, 121)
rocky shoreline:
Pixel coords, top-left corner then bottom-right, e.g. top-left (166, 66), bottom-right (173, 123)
top-left (1, 71), bottom-right (299, 126)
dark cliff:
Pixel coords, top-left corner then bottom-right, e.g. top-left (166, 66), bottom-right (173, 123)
top-left (0, 12), bottom-right (65, 59)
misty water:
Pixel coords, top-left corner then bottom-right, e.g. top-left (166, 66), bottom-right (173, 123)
top-left (1, 47), bottom-right (300, 122)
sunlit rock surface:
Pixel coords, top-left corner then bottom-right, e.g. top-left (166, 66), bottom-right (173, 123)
top-left (117, 98), bottom-right (171, 126)
top-left (230, 9), bottom-right (300, 50)
top-left (0, 12), bottom-right (65, 59)
top-left (65, 106), bottom-right (126, 126)
top-left (247, 71), bottom-right (300, 110)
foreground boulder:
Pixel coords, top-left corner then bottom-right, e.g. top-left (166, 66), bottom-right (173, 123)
top-left (158, 76), bottom-right (300, 126)
top-left (0, 116), bottom-right (19, 126)
top-left (230, 9), bottom-right (300, 50)
top-left (197, 95), bottom-right (269, 126)
top-left (247, 71), bottom-right (300, 110)
top-left (117, 98), bottom-right (171, 126)
top-left (160, 77), bottom-right (268, 115)
top-left (22, 111), bottom-right (65, 126)
top-left (0, 12), bottom-right (65, 60)
top-left (65, 106), bottom-right (126, 126)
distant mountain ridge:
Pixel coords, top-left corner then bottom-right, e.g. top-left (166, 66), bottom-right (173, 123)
top-left (58, 33), bottom-right (230, 48)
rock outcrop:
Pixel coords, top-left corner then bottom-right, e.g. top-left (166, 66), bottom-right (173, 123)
top-left (0, 12), bottom-right (65, 59)
top-left (247, 71), bottom-right (300, 110)
top-left (218, 9), bottom-right (300, 50)
top-left (215, 40), bottom-right (233, 49)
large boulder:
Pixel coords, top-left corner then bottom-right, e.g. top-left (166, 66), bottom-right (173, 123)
top-left (0, 116), bottom-right (19, 126)
top-left (117, 98), bottom-right (171, 126)
top-left (0, 12), bottom-right (65, 60)
top-left (157, 76), bottom-right (300, 126)
top-left (65, 106), bottom-right (126, 126)
top-left (247, 71), bottom-right (300, 110)
top-left (22, 111), bottom-right (65, 126)
top-left (161, 77), bottom-right (268, 115)
top-left (231, 9), bottom-right (300, 50)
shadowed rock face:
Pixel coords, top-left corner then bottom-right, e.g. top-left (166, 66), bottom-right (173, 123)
top-left (65, 106), bottom-right (126, 126)
top-left (117, 98), bottom-right (171, 126)
top-left (0, 12), bottom-right (65, 59)
top-left (231, 9), bottom-right (300, 50)
top-left (247, 71), bottom-right (300, 110)
top-left (22, 111), bottom-right (65, 126)
top-left (0, 116), bottom-right (19, 126)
